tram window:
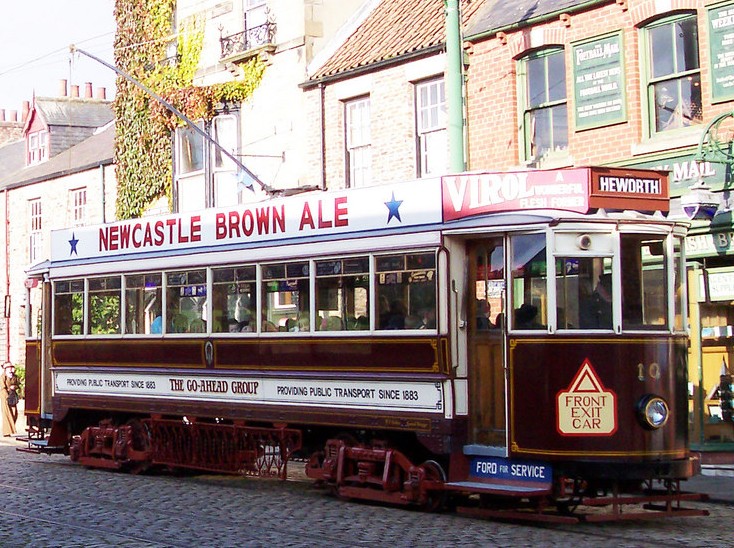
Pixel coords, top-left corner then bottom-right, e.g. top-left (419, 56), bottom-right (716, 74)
top-left (621, 234), bottom-right (667, 329)
top-left (316, 257), bottom-right (369, 331)
top-left (87, 276), bottom-right (122, 335)
top-left (510, 234), bottom-right (546, 330)
top-left (54, 279), bottom-right (84, 335)
top-left (375, 252), bottom-right (436, 330)
top-left (262, 262), bottom-right (309, 332)
top-left (125, 273), bottom-right (162, 335)
top-left (212, 265), bottom-right (257, 333)
top-left (556, 257), bottom-right (612, 329)
top-left (474, 241), bottom-right (505, 330)
top-left (166, 270), bottom-right (207, 333)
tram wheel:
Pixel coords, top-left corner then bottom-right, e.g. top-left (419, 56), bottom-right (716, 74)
top-left (420, 460), bottom-right (447, 512)
top-left (125, 419), bottom-right (152, 475)
top-left (334, 431), bottom-right (360, 447)
top-left (555, 478), bottom-right (585, 516)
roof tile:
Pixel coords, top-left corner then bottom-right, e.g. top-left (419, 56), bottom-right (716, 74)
top-left (466, 0), bottom-right (603, 37)
top-left (311, 0), bottom-right (483, 80)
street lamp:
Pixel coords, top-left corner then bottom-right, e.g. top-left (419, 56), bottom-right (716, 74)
top-left (681, 176), bottom-right (718, 221)
top-left (684, 110), bottom-right (734, 221)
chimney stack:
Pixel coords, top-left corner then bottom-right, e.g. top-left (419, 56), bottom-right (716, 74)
top-left (0, 109), bottom-right (5, 123)
top-left (59, 79), bottom-right (68, 97)
top-left (9, 110), bottom-right (17, 122)
top-left (96, 87), bottom-right (107, 100)
top-left (84, 82), bottom-right (93, 98)
top-left (71, 85), bottom-right (80, 98)
top-left (22, 101), bottom-right (30, 122)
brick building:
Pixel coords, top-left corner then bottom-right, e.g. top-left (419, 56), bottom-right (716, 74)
top-left (464, 1), bottom-right (732, 173)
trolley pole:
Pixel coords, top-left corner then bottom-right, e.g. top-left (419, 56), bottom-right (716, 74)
top-left (69, 45), bottom-right (273, 195)
top-left (445, 0), bottom-right (466, 173)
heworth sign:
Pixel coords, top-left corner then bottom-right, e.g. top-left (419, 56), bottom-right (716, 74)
top-left (50, 167), bottom-right (669, 263)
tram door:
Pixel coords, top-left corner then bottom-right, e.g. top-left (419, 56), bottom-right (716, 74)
top-left (24, 278), bottom-right (53, 425)
top-left (467, 239), bottom-right (507, 450)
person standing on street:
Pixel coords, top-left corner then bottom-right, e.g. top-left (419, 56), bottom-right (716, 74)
top-left (1, 363), bottom-right (20, 437)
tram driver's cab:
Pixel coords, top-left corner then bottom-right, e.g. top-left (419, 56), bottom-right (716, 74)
top-left (449, 217), bottom-right (688, 452)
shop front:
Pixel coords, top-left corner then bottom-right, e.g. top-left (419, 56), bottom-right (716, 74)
top-left (686, 229), bottom-right (734, 457)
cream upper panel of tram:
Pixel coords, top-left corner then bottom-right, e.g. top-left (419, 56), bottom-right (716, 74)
top-left (49, 178), bottom-right (444, 263)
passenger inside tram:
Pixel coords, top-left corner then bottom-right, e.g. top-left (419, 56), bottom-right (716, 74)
top-left (151, 307), bottom-right (163, 334)
top-left (593, 274), bottom-right (613, 329)
top-left (515, 303), bottom-right (540, 329)
top-left (476, 299), bottom-right (493, 329)
top-left (383, 299), bottom-right (407, 329)
top-left (494, 312), bottom-right (505, 330)
top-left (420, 308), bottom-right (436, 329)
top-left (578, 273), bottom-right (613, 329)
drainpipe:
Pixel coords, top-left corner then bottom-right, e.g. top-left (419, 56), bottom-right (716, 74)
top-left (4, 189), bottom-right (10, 363)
top-left (100, 164), bottom-right (107, 223)
top-left (319, 82), bottom-right (326, 190)
top-left (445, 0), bottom-right (466, 173)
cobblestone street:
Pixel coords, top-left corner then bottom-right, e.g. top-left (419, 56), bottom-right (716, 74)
top-left (0, 441), bottom-right (731, 547)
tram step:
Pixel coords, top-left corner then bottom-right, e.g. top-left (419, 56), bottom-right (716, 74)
top-left (16, 439), bottom-right (66, 455)
top-left (444, 481), bottom-right (551, 497)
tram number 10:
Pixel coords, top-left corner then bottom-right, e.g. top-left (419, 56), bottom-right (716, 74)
top-left (637, 362), bottom-right (661, 382)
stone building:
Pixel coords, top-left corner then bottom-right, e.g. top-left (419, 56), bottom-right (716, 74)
top-left (167, 0), bottom-right (365, 212)
top-left (0, 82), bottom-right (115, 366)
top-left (0, 106), bottom-right (25, 147)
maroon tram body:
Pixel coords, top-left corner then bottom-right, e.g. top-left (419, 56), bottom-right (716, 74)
top-left (21, 168), bottom-right (707, 521)
top-left (509, 337), bottom-right (689, 469)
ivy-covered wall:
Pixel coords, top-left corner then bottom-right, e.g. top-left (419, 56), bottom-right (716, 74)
top-left (113, 0), bottom-right (264, 219)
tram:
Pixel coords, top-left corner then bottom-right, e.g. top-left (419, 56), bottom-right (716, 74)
top-left (21, 166), bottom-right (707, 521)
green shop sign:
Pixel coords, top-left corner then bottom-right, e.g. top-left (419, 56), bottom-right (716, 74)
top-left (709, 1), bottom-right (734, 102)
top-left (572, 32), bottom-right (626, 130)
top-left (687, 231), bottom-right (734, 259)
top-left (624, 152), bottom-right (731, 196)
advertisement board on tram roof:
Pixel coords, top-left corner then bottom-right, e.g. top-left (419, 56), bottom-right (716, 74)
top-left (48, 167), bottom-right (669, 263)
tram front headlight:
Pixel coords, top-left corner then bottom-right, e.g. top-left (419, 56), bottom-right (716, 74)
top-left (637, 394), bottom-right (670, 429)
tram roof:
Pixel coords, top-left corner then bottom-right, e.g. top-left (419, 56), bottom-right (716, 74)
top-left (32, 167), bottom-right (676, 277)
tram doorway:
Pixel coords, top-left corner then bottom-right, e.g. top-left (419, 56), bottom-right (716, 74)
top-left (467, 239), bottom-right (507, 451)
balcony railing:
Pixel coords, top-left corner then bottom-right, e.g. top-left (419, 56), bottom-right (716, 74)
top-left (220, 19), bottom-right (276, 59)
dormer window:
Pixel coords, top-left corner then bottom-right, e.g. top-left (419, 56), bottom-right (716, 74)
top-left (28, 130), bottom-right (48, 165)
